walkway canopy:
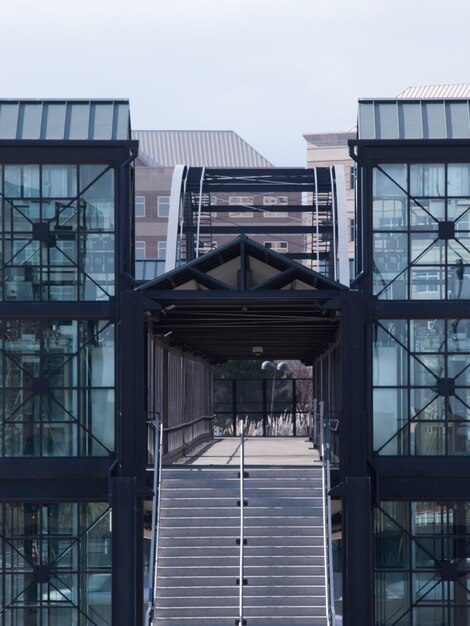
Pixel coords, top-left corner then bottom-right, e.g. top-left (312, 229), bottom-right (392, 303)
top-left (138, 236), bottom-right (346, 364)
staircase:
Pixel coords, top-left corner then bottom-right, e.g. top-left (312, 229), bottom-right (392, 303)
top-left (154, 465), bottom-right (328, 626)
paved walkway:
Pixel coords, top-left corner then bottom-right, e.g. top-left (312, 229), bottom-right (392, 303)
top-left (177, 437), bottom-right (321, 466)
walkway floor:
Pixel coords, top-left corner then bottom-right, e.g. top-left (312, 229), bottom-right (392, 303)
top-left (177, 437), bottom-right (321, 466)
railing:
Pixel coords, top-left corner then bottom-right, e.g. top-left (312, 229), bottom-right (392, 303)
top-left (237, 417), bottom-right (246, 626)
top-left (162, 415), bottom-right (214, 462)
top-left (322, 411), bottom-right (336, 626)
top-left (145, 412), bottom-right (163, 626)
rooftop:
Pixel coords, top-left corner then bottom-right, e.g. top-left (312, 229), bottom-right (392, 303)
top-left (0, 99), bottom-right (130, 141)
top-left (132, 129), bottom-right (273, 168)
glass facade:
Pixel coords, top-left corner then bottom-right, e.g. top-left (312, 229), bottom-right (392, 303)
top-left (0, 502), bottom-right (111, 626)
top-left (0, 320), bottom-right (114, 456)
top-left (373, 163), bottom-right (470, 300)
top-left (373, 319), bottom-right (470, 455)
top-left (375, 501), bottom-right (470, 626)
top-left (0, 164), bottom-right (115, 301)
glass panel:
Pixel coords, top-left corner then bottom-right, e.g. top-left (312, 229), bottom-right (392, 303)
top-left (448, 101), bottom-right (470, 139)
top-left (402, 102), bottom-right (423, 139)
top-left (0, 320), bottom-right (114, 457)
top-left (425, 102), bottom-right (447, 139)
top-left (44, 103), bottom-right (66, 140)
top-left (20, 103), bottom-right (42, 140)
top-left (80, 168), bottom-right (114, 231)
top-left (410, 199), bottom-right (443, 229)
top-left (410, 267), bottom-right (445, 300)
top-left (358, 102), bottom-right (375, 139)
top-left (373, 388), bottom-right (408, 454)
top-left (0, 103), bottom-right (18, 139)
top-left (378, 103), bottom-right (399, 139)
top-left (0, 503), bottom-right (111, 625)
top-left (0, 164), bottom-right (115, 302)
top-left (4, 165), bottom-right (40, 198)
top-left (92, 103), bottom-right (114, 140)
top-left (451, 199), bottom-right (470, 227)
top-left (373, 321), bottom-right (408, 387)
top-left (68, 103), bottom-right (89, 140)
top-left (448, 164), bottom-right (470, 196)
top-left (42, 165), bottom-right (77, 198)
top-left (373, 233), bottom-right (408, 296)
top-left (114, 102), bottom-right (130, 139)
top-left (410, 164), bottom-right (445, 197)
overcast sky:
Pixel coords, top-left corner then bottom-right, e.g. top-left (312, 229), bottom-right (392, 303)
top-left (2, 0), bottom-right (469, 164)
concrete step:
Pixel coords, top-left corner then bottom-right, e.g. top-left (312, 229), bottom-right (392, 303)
top-left (162, 467), bottom-right (322, 479)
top-left (157, 575), bottom-right (326, 588)
top-left (159, 535), bottom-right (324, 548)
top-left (157, 585), bottom-right (326, 597)
top-left (154, 605), bottom-right (327, 618)
top-left (159, 525), bottom-right (324, 537)
top-left (160, 506), bottom-right (324, 518)
top-left (157, 565), bottom-right (325, 578)
top-left (159, 516), bottom-right (324, 527)
top-left (160, 545), bottom-right (324, 557)
top-left (158, 555), bottom-right (325, 568)
top-left (154, 618), bottom-right (328, 626)
top-left (157, 594), bottom-right (326, 608)
top-left (161, 487), bottom-right (322, 498)
top-left (160, 490), bottom-right (318, 509)
top-left (156, 463), bottom-right (327, 623)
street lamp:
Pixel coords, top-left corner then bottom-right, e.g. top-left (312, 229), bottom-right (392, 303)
top-left (261, 361), bottom-right (290, 432)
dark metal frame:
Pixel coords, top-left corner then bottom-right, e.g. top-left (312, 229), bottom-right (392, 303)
top-left (0, 138), bottom-right (146, 626)
top-left (346, 138), bottom-right (470, 626)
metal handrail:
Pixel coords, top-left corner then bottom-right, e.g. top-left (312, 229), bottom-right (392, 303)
top-left (145, 414), bottom-right (164, 626)
top-left (163, 414), bottom-right (214, 433)
top-left (237, 418), bottom-right (245, 626)
top-left (321, 413), bottom-right (336, 626)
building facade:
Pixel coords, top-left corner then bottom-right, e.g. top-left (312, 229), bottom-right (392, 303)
top-left (347, 96), bottom-right (470, 626)
top-left (0, 100), bottom-right (145, 626)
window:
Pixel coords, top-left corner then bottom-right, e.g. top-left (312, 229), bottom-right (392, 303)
top-left (0, 319), bottom-right (114, 456)
top-left (375, 501), bottom-right (470, 626)
top-left (349, 166), bottom-right (356, 190)
top-left (135, 195), bottom-right (145, 217)
top-left (349, 218), bottom-right (355, 242)
top-left (373, 318), bottom-right (470, 456)
top-left (135, 241), bottom-right (146, 260)
top-left (229, 196), bottom-right (253, 218)
top-left (263, 196), bottom-right (288, 217)
top-left (157, 241), bottom-right (166, 260)
top-left (264, 241), bottom-right (288, 253)
top-left (197, 241), bottom-right (217, 255)
top-left (372, 162), bottom-right (470, 300)
top-left (0, 164), bottom-right (115, 302)
top-left (157, 196), bottom-right (170, 218)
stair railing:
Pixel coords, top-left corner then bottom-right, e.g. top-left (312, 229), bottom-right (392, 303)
top-left (237, 417), bottom-right (246, 626)
top-left (145, 412), bottom-right (164, 626)
top-left (321, 410), bottom-right (336, 626)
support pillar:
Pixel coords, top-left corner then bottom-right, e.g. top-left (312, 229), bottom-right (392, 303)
top-left (340, 289), bottom-right (374, 626)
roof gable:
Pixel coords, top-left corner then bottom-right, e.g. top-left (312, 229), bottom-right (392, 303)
top-left (138, 235), bottom-right (347, 293)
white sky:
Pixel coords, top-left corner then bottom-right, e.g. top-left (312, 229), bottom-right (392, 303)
top-left (2, 0), bottom-right (469, 165)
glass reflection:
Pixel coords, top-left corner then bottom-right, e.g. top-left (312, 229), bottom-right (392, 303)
top-left (0, 503), bottom-right (111, 626)
top-left (374, 320), bottom-right (470, 456)
top-left (375, 501), bottom-right (470, 625)
top-left (0, 320), bottom-right (114, 457)
top-left (0, 164), bottom-right (115, 301)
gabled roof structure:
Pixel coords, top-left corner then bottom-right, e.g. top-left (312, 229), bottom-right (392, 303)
top-left (139, 236), bottom-right (345, 363)
top-left (132, 130), bottom-right (273, 167)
